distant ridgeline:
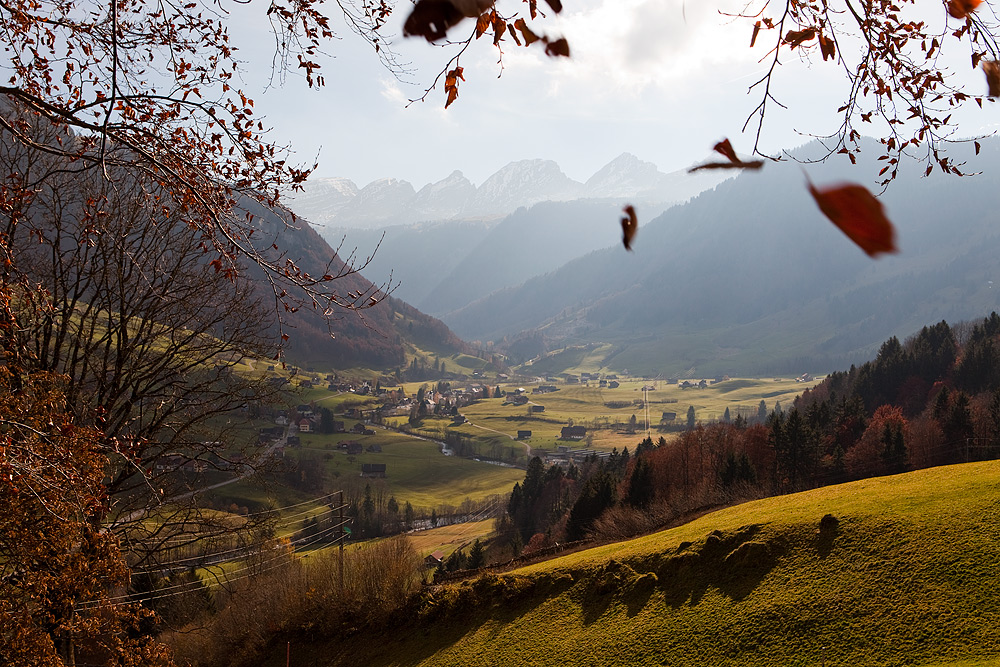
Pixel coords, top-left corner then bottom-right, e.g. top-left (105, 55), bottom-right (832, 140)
top-left (237, 197), bottom-right (468, 369)
top-left (497, 313), bottom-right (1000, 549)
top-left (440, 137), bottom-right (1000, 377)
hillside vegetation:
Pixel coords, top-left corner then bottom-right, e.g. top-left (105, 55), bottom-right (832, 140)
top-left (287, 461), bottom-right (1000, 667)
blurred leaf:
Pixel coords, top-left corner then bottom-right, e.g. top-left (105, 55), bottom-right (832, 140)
top-left (544, 37), bottom-right (570, 57)
top-left (808, 181), bottom-right (898, 258)
top-left (948, 0), bottom-right (982, 19)
top-left (621, 205), bottom-right (638, 251)
top-left (689, 138), bottom-right (764, 172)
top-left (983, 60), bottom-right (1000, 97)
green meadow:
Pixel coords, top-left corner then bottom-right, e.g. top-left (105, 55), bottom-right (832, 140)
top-left (284, 460), bottom-right (1000, 667)
top-left (287, 426), bottom-right (521, 512)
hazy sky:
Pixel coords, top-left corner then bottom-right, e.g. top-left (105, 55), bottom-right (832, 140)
top-left (230, 0), bottom-right (996, 190)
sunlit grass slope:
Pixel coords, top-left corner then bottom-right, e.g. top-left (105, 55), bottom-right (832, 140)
top-left (297, 461), bottom-right (1000, 667)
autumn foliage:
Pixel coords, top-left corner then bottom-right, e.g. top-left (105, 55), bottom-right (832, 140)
top-left (499, 314), bottom-right (1000, 548)
top-left (0, 364), bottom-right (171, 665)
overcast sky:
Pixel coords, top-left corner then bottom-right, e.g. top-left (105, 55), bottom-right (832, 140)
top-left (230, 0), bottom-right (996, 190)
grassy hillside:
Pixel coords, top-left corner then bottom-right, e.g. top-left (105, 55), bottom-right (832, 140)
top-left (285, 461), bottom-right (1000, 667)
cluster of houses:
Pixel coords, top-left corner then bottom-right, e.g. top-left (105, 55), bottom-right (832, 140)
top-left (381, 384), bottom-right (493, 418)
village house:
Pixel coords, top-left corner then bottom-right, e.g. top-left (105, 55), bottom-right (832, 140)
top-left (339, 441), bottom-right (363, 455)
top-left (560, 425), bottom-right (587, 440)
top-left (361, 463), bottom-right (387, 478)
top-left (517, 430), bottom-right (532, 440)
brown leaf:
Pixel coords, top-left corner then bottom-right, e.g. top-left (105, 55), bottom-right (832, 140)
top-left (808, 181), bottom-right (898, 258)
top-left (444, 66), bottom-right (464, 108)
top-left (543, 0), bottom-right (563, 13)
top-left (819, 35), bottom-right (836, 61)
top-left (983, 60), bottom-right (1000, 97)
top-left (544, 37), bottom-right (570, 57)
top-left (404, 0), bottom-right (465, 42)
top-left (493, 15), bottom-right (506, 44)
top-left (750, 21), bottom-right (761, 48)
top-left (621, 205), bottom-right (638, 251)
top-left (688, 160), bottom-right (764, 172)
top-left (783, 27), bottom-right (816, 48)
top-left (475, 11), bottom-right (491, 38)
top-left (688, 138), bottom-right (764, 172)
top-left (948, 0), bottom-right (982, 19)
top-left (404, 0), bottom-right (491, 42)
top-left (515, 18), bottom-right (541, 45)
top-left (713, 138), bottom-right (740, 163)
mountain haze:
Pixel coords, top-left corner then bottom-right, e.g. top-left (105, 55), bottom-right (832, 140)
top-left (240, 199), bottom-right (469, 369)
top-left (288, 153), bottom-right (731, 230)
top-left (442, 139), bottom-right (1000, 376)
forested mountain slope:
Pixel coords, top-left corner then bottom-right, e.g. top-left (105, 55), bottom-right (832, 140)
top-left (445, 139), bottom-right (1000, 376)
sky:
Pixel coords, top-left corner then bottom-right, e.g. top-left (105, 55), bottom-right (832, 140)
top-left (229, 0), bottom-right (997, 191)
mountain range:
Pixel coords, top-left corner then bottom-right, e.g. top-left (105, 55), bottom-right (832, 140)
top-left (239, 198), bottom-right (468, 369)
top-left (440, 138), bottom-right (1000, 376)
top-left (277, 138), bottom-right (1000, 377)
top-left (287, 153), bottom-right (731, 229)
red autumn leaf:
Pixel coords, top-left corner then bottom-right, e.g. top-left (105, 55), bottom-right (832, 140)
top-left (807, 181), bottom-right (898, 258)
top-left (948, 0), bottom-right (982, 19)
top-left (444, 66), bottom-right (464, 108)
top-left (621, 205), bottom-right (638, 251)
top-left (983, 60), bottom-right (1000, 97)
top-left (544, 37), bottom-right (570, 57)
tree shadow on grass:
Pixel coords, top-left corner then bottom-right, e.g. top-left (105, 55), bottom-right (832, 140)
top-left (575, 524), bottom-right (786, 625)
top-left (816, 513), bottom-right (839, 559)
top-left (328, 571), bottom-right (578, 667)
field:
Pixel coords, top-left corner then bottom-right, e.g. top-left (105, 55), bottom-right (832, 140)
top-left (286, 426), bottom-right (521, 512)
top-left (452, 376), bottom-right (820, 457)
top-left (282, 460), bottom-right (1000, 667)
